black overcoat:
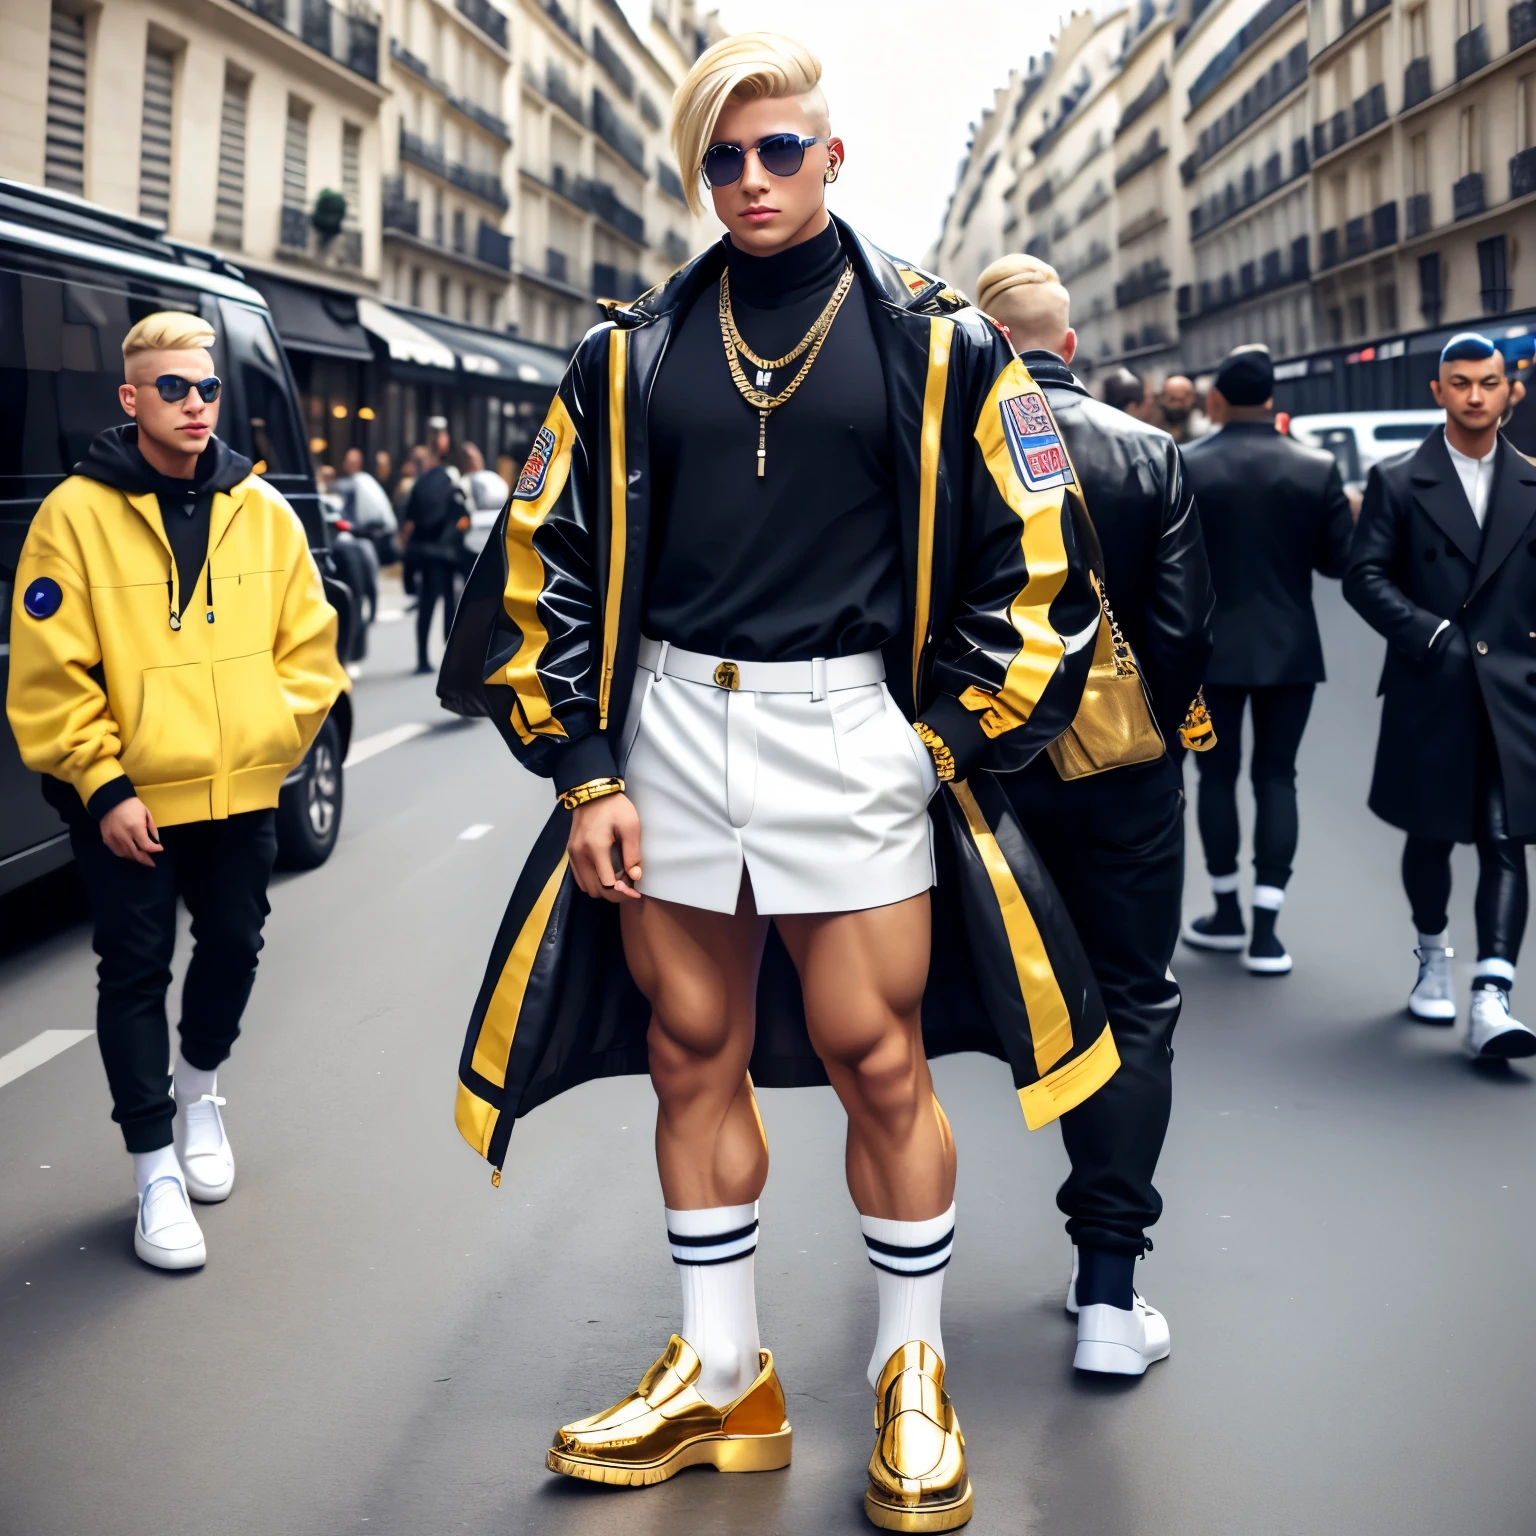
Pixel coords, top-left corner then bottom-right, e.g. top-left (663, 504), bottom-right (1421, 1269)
top-left (1343, 430), bottom-right (1536, 842)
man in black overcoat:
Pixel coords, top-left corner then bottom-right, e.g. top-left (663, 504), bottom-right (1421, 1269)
top-left (976, 255), bottom-right (1214, 1377)
top-left (1344, 332), bottom-right (1536, 1058)
top-left (1179, 345), bottom-right (1354, 974)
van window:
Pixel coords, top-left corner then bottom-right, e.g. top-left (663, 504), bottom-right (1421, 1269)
top-left (0, 271), bottom-right (217, 487)
top-left (218, 301), bottom-right (306, 477)
top-left (1373, 422), bottom-right (1436, 441)
top-left (1310, 427), bottom-right (1362, 484)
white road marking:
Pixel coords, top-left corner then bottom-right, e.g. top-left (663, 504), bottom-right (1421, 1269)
top-left (458, 823), bottom-right (494, 840)
top-left (344, 721), bottom-right (431, 767)
top-left (0, 1030), bottom-right (94, 1090)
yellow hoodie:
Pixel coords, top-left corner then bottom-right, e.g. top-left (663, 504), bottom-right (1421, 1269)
top-left (8, 456), bottom-right (350, 828)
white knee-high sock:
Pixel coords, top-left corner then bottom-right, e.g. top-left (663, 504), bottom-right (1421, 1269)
top-left (665, 1202), bottom-right (761, 1407)
top-left (861, 1203), bottom-right (955, 1390)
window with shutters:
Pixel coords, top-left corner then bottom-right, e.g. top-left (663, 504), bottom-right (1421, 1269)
top-left (214, 71), bottom-right (248, 249)
top-left (284, 101), bottom-right (309, 209)
top-left (45, 4), bottom-right (88, 197)
top-left (342, 122), bottom-right (361, 228)
top-left (138, 43), bottom-right (175, 225)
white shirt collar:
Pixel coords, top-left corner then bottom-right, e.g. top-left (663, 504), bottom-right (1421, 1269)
top-left (1443, 431), bottom-right (1497, 469)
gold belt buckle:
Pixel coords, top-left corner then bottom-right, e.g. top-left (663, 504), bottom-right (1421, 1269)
top-left (713, 660), bottom-right (741, 690)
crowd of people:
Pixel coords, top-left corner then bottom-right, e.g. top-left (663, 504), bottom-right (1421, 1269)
top-left (8, 25), bottom-right (1533, 1535)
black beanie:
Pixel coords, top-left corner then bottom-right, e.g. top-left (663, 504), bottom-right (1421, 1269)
top-left (1215, 344), bottom-right (1274, 406)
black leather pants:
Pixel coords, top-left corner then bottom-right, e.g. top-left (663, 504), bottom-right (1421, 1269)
top-left (1402, 733), bottom-right (1528, 961)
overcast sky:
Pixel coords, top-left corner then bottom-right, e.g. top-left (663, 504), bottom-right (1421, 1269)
top-left (619, 1), bottom-right (1061, 262)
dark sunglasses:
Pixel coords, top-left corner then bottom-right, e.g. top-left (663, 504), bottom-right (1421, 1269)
top-left (154, 374), bottom-right (221, 403)
top-left (702, 133), bottom-right (827, 188)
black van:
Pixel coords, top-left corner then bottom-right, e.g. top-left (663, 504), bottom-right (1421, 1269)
top-left (0, 178), bottom-right (358, 896)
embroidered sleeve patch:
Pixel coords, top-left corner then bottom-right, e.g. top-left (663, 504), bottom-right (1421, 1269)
top-left (514, 426), bottom-right (557, 501)
top-left (23, 577), bottom-right (63, 620)
top-left (1001, 391), bottom-right (1075, 492)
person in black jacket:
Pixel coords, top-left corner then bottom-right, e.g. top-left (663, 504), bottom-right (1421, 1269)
top-left (401, 441), bottom-right (468, 674)
top-left (976, 254), bottom-right (1214, 1377)
top-left (1343, 332), bottom-right (1536, 1058)
top-left (1179, 345), bottom-right (1354, 973)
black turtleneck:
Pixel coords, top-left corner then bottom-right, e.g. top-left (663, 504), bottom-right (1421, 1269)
top-left (645, 219), bottom-right (900, 660)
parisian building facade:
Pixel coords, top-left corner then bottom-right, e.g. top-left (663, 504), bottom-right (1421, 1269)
top-left (932, 0), bottom-right (1536, 407)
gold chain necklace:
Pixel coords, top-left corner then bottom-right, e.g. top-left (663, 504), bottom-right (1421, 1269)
top-left (719, 261), bottom-right (855, 477)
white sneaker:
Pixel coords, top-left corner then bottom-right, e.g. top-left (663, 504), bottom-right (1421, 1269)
top-left (1408, 945), bottom-right (1456, 1021)
top-left (173, 1093), bottom-right (236, 1203)
top-left (1074, 1296), bottom-right (1171, 1376)
top-left (134, 1176), bottom-right (206, 1270)
top-left (1465, 985), bottom-right (1536, 1059)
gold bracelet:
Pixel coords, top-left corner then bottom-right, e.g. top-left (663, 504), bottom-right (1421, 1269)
top-left (558, 776), bottom-right (626, 811)
top-left (912, 722), bottom-right (956, 782)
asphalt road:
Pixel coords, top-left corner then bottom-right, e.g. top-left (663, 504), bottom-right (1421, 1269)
top-left (2, 579), bottom-right (1534, 1536)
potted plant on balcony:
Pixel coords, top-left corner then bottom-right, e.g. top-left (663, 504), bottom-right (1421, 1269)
top-left (311, 189), bottom-right (347, 246)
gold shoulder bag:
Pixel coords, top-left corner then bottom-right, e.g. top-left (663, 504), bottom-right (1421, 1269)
top-left (1045, 577), bottom-right (1166, 780)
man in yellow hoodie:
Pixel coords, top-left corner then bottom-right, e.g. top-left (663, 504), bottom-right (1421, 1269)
top-left (6, 311), bottom-right (348, 1271)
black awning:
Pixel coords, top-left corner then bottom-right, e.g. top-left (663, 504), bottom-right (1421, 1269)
top-left (409, 312), bottom-right (567, 388)
top-left (246, 274), bottom-right (375, 362)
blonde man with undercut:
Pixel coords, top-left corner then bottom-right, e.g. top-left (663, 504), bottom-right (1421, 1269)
top-left (436, 32), bottom-right (1119, 1531)
top-left (7, 311), bottom-right (347, 1271)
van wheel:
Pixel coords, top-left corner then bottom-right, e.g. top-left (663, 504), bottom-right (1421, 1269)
top-left (275, 716), bottom-right (343, 870)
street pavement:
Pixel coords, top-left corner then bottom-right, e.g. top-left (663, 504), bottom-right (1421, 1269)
top-left (2, 578), bottom-right (1534, 1536)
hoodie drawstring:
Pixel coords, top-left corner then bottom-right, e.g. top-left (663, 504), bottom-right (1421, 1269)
top-left (167, 574), bottom-right (181, 631)
top-left (205, 561), bottom-right (214, 625)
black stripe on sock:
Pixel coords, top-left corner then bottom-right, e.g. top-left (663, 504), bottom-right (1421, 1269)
top-left (671, 1245), bottom-right (758, 1267)
top-left (868, 1254), bottom-right (952, 1278)
top-left (862, 1227), bottom-right (955, 1261)
top-left (665, 1220), bottom-right (759, 1248)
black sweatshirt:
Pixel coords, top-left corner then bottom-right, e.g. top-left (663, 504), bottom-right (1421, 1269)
top-left (645, 220), bottom-right (901, 660)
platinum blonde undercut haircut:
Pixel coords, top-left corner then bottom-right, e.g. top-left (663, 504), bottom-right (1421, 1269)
top-left (670, 31), bottom-right (826, 217)
top-left (122, 311), bottom-right (217, 358)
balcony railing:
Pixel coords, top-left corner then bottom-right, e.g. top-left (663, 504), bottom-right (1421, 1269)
top-left (592, 28), bottom-right (636, 100)
top-left (382, 176), bottom-right (418, 235)
top-left (1026, 182), bottom-right (1054, 214)
top-left (1353, 82), bottom-right (1387, 137)
top-left (1239, 260), bottom-right (1257, 295)
top-left (1512, 0), bottom-right (1536, 49)
top-left (1116, 62), bottom-right (1168, 137)
top-left (1403, 56), bottom-right (1432, 110)
top-left (279, 204), bottom-right (309, 250)
top-left (456, 0), bottom-right (507, 48)
top-left (1114, 259), bottom-right (1171, 308)
top-left (545, 247), bottom-right (569, 284)
top-left (391, 39), bottom-right (509, 141)
top-left (658, 163), bottom-right (688, 207)
top-left (1340, 0), bottom-right (1390, 30)
top-left (592, 90), bottom-right (646, 176)
top-left (1261, 248), bottom-right (1283, 286)
top-left (1456, 24), bottom-right (1489, 80)
top-left (279, 203), bottom-right (361, 267)
top-left (1372, 200), bottom-right (1398, 248)
top-left (399, 129), bottom-right (507, 209)
top-left (399, 128), bottom-right (445, 178)
top-left (1320, 227), bottom-right (1340, 268)
top-left (1344, 215), bottom-right (1369, 259)
top-left (592, 262), bottom-right (645, 301)
top-left (1329, 109), bottom-right (1349, 152)
top-left (540, 0), bottom-right (582, 45)
top-left (1406, 191), bottom-right (1432, 236)
top-left (582, 178), bottom-right (645, 243)
top-left (1291, 234), bottom-right (1310, 279)
top-left (1512, 145), bottom-right (1536, 198)
top-left (1454, 171), bottom-right (1486, 219)
top-left (542, 64), bottom-right (586, 124)
top-left (233, 0), bottom-right (379, 80)
top-left (476, 221), bottom-right (511, 271)
top-left (1177, 283), bottom-right (1193, 316)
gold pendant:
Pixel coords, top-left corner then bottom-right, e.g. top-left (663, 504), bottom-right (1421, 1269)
top-left (757, 409), bottom-right (767, 477)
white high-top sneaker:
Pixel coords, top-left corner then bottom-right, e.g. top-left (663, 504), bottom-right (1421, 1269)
top-left (173, 1092), bottom-right (236, 1203)
top-left (1408, 945), bottom-right (1456, 1021)
top-left (135, 1175), bottom-right (206, 1270)
top-left (1465, 985), bottom-right (1536, 1059)
top-left (1064, 1251), bottom-right (1171, 1375)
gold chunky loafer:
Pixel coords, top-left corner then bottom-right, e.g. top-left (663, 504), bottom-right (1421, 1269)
top-left (546, 1334), bottom-right (792, 1487)
top-left (864, 1341), bottom-right (974, 1531)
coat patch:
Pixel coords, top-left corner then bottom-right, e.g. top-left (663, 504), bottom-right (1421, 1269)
top-left (514, 426), bottom-right (557, 501)
top-left (23, 577), bottom-right (63, 619)
top-left (1001, 391), bottom-right (1074, 492)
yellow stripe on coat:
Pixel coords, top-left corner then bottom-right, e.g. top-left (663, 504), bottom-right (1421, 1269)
top-left (497, 395), bottom-right (576, 740)
top-left (1018, 1023), bottom-right (1121, 1131)
top-left (599, 328), bottom-right (627, 729)
top-left (968, 359), bottom-right (1071, 737)
top-left (469, 854), bottom-right (570, 1089)
top-left (950, 780), bottom-right (1073, 1079)
top-left (911, 316), bottom-right (954, 697)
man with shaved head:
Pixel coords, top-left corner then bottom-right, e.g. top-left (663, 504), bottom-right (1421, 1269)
top-left (975, 254), bottom-right (1213, 1377)
top-left (1346, 332), bottom-right (1536, 1058)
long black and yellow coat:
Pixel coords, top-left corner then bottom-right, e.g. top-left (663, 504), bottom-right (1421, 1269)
top-left (439, 216), bottom-right (1120, 1178)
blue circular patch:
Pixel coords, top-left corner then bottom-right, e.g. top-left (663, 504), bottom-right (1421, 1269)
top-left (23, 577), bottom-right (63, 620)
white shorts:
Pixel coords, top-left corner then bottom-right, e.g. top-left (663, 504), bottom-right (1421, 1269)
top-left (618, 639), bottom-right (938, 916)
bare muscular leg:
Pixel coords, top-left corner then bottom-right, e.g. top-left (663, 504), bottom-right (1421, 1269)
top-left (621, 879), bottom-right (770, 1208)
top-left (776, 892), bottom-right (955, 1221)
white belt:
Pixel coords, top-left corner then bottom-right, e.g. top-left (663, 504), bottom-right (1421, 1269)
top-left (636, 637), bottom-right (885, 700)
